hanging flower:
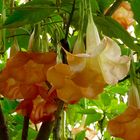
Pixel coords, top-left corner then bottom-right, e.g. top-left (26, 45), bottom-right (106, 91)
top-left (107, 83), bottom-right (140, 140)
top-left (0, 51), bottom-right (58, 123)
top-left (16, 88), bottom-right (58, 124)
top-left (67, 10), bottom-right (129, 95)
top-left (47, 63), bottom-right (83, 104)
top-left (47, 8), bottom-right (130, 102)
top-left (0, 51), bottom-right (56, 99)
top-left (107, 106), bottom-right (140, 140)
top-left (112, 1), bottom-right (134, 29)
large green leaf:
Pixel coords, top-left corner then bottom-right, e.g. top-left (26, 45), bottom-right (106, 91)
top-left (100, 93), bottom-right (111, 106)
top-left (78, 108), bottom-right (96, 114)
top-left (3, 0), bottom-right (56, 28)
top-left (94, 16), bottom-right (140, 52)
top-left (0, 0), bottom-right (2, 13)
top-left (85, 112), bottom-right (102, 125)
top-left (75, 130), bottom-right (85, 140)
top-left (97, 0), bottom-right (114, 13)
top-left (131, 0), bottom-right (140, 25)
top-left (1, 98), bottom-right (18, 114)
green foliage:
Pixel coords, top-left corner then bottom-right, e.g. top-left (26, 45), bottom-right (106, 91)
top-left (97, 0), bottom-right (115, 13)
top-left (94, 16), bottom-right (140, 52)
top-left (131, 0), bottom-right (140, 25)
top-left (75, 130), bottom-right (85, 140)
top-left (0, 0), bottom-right (2, 13)
top-left (3, 0), bottom-right (56, 28)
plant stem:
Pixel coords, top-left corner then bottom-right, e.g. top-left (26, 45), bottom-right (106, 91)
top-left (53, 100), bottom-right (64, 140)
top-left (22, 116), bottom-right (30, 140)
top-left (0, 104), bottom-right (9, 140)
top-left (105, 0), bottom-right (123, 16)
top-left (64, 0), bottom-right (76, 41)
top-left (35, 121), bottom-right (54, 140)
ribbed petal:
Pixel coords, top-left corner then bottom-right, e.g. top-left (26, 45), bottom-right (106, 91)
top-left (99, 37), bottom-right (130, 84)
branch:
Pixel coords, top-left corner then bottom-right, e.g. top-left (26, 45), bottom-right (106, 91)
top-left (22, 116), bottom-right (30, 140)
top-left (0, 104), bottom-right (9, 140)
top-left (35, 121), bottom-right (54, 140)
top-left (105, 0), bottom-right (123, 16)
top-left (53, 100), bottom-right (64, 140)
top-left (65, 0), bottom-right (76, 40)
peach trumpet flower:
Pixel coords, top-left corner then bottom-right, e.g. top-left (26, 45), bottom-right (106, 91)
top-left (108, 106), bottom-right (140, 140)
top-left (47, 9), bottom-right (130, 103)
top-left (47, 63), bottom-right (83, 104)
top-left (0, 51), bottom-right (58, 123)
top-left (66, 10), bottom-right (130, 97)
top-left (112, 1), bottom-right (134, 29)
top-left (16, 88), bottom-right (58, 124)
top-left (0, 51), bottom-right (56, 99)
top-left (108, 84), bottom-right (140, 140)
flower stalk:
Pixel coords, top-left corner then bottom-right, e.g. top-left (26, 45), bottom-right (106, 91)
top-left (0, 104), bottom-right (9, 140)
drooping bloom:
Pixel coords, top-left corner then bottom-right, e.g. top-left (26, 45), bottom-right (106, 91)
top-left (16, 88), bottom-right (58, 124)
top-left (47, 8), bottom-right (130, 103)
top-left (47, 63), bottom-right (83, 104)
top-left (112, 1), bottom-right (134, 29)
top-left (0, 51), bottom-right (58, 123)
top-left (68, 7), bottom-right (130, 90)
top-left (0, 51), bottom-right (56, 99)
top-left (108, 84), bottom-right (140, 140)
top-left (108, 106), bottom-right (140, 140)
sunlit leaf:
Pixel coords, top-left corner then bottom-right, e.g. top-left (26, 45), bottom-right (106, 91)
top-left (75, 130), bottom-right (85, 140)
top-left (100, 93), bottom-right (111, 106)
top-left (85, 113), bottom-right (102, 125)
top-left (131, 0), bottom-right (140, 25)
top-left (94, 16), bottom-right (140, 52)
top-left (3, 0), bottom-right (56, 28)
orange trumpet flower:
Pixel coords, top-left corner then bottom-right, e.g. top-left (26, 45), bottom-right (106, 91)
top-left (112, 1), bottom-right (134, 29)
top-left (108, 84), bottom-right (140, 140)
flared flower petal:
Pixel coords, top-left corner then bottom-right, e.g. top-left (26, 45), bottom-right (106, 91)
top-left (99, 37), bottom-right (130, 84)
top-left (16, 89), bottom-right (58, 124)
top-left (0, 79), bottom-right (49, 100)
top-left (107, 106), bottom-right (140, 140)
top-left (47, 64), bottom-right (83, 103)
top-left (0, 51), bottom-right (56, 99)
top-left (0, 51), bottom-right (56, 84)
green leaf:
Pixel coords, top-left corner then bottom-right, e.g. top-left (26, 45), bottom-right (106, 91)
top-left (100, 93), bottom-right (111, 106)
top-left (78, 109), bottom-right (96, 114)
top-left (85, 112), bottom-right (102, 125)
top-left (3, 0), bottom-right (56, 28)
top-left (134, 24), bottom-right (140, 38)
top-left (131, 0), bottom-right (140, 25)
top-left (94, 16), bottom-right (140, 52)
top-left (16, 28), bottom-right (30, 50)
top-left (1, 98), bottom-right (18, 114)
top-left (90, 0), bottom-right (100, 13)
top-left (12, 127), bottom-right (37, 140)
top-left (97, 0), bottom-right (114, 12)
top-left (0, 0), bottom-right (2, 13)
top-left (67, 104), bottom-right (83, 126)
top-left (109, 86), bottom-right (128, 95)
top-left (75, 130), bottom-right (86, 140)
